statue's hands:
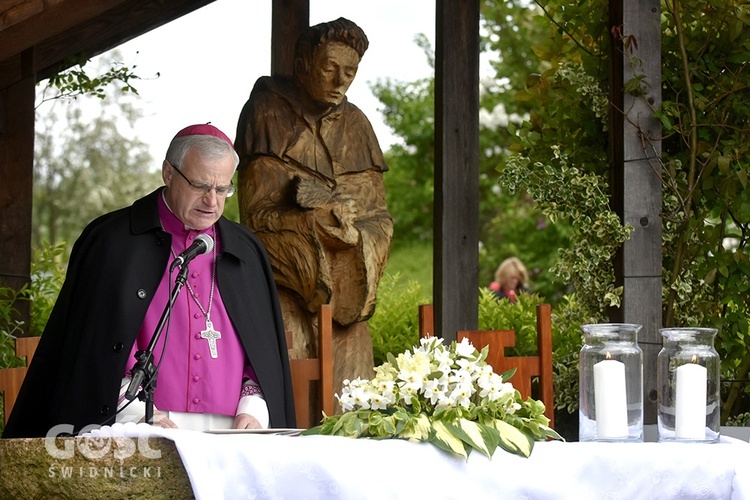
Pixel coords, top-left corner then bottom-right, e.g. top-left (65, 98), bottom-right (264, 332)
top-left (316, 198), bottom-right (359, 247)
top-left (293, 176), bottom-right (359, 246)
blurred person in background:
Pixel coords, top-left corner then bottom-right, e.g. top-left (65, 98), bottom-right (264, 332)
top-left (489, 257), bottom-right (531, 304)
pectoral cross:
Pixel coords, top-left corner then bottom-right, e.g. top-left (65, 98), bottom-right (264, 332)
top-left (201, 320), bottom-right (221, 358)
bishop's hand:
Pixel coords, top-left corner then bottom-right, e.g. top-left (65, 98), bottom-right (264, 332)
top-left (233, 413), bottom-right (262, 429)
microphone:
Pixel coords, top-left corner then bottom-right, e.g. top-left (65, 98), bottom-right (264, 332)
top-left (170, 234), bottom-right (214, 270)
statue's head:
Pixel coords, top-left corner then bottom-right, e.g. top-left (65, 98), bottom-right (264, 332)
top-left (294, 18), bottom-right (369, 110)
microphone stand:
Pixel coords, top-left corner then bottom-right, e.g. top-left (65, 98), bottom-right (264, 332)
top-left (125, 263), bottom-right (190, 424)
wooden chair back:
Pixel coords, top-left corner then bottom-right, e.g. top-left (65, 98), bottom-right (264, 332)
top-left (418, 303), bottom-right (554, 428)
top-left (418, 303), bottom-right (435, 338)
top-left (286, 304), bottom-right (335, 429)
top-left (0, 336), bottom-right (40, 426)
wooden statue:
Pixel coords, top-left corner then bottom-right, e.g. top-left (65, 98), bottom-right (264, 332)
top-left (235, 18), bottom-right (393, 397)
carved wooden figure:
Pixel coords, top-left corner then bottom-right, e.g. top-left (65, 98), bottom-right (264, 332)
top-left (235, 18), bottom-right (393, 398)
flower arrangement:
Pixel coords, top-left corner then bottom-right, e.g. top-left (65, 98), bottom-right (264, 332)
top-left (303, 337), bottom-right (562, 458)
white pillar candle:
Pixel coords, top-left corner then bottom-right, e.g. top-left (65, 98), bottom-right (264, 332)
top-left (594, 359), bottom-right (629, 439)
top-left (675, 362), bottom-right (707, 439)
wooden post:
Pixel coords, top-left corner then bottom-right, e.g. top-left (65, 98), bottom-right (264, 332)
top-left (0, 49), bottom-right (35, 328)
top-left (271, 0), bottom-right (309, 77)
top-left (609, 0), bottom-right (662, 424)
top-left (434, 0), bottom-right (480, 341)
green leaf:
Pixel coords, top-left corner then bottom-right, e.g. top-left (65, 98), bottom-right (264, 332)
top-left (500, 367), bottom-right (517, 383)
top-left (429, 420), bottom-right (469, 459)
top-left (398, 412), bottom-right (432, 441)
top-left (446, 419), bottom-right (498, 458)
top-left (654, 110), bottom-right (673, 131)
top-left (718, 156), bottom-right (731, 174)
top-left (623, 75), bottom-right (647, 96)
top-left (541, 426), bottom-right (565, 442)
top-left (300, 426), bottom-right (322, 436)
top-left (493, 419), bottom-right (534, 458)
top-left (738, 170), bottom-right (748, 189)
top-left (386, 352), bottom-right (398, 365)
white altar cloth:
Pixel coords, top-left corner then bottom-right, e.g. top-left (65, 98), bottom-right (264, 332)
top-left (88, 423), bottom-right (750, 499)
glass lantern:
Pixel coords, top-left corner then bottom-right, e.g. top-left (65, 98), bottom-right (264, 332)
top-left (657, 327), bottom-right (720, 442)
top-left (579, 323), bottom-right (644, 442)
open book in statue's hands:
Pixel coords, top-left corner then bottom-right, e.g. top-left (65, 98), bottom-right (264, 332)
top-left (293, 175), bottom-right (334, 209)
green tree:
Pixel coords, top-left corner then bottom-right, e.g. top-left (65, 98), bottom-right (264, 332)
top-left (657, 0), bottom-right (750, 421)
top-left (483, 0), bottom-right (750, 423)
top-left (372, 31), bottom-right (570, 301)
top-left (372, 34), bottom-right (435, 248)
top-left (33, 53), bottom-right (161, 250)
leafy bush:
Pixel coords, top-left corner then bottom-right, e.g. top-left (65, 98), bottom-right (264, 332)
top-left (0, 285), bottom-right (26, 371)
top-left (500, 147), bottom-right (631, 320)
top-left (0, 286), bottom-right (26, 434)
top-left (478, 288), bottom-right (545, 356)
top-left (27, 243), bottom-right (67, 336)
top-left (0, 242), bottom-right (67, 368)
top-left (369, 273), bottom-right (430, 366)
top-left (480, 289), bottom-right (586, 427)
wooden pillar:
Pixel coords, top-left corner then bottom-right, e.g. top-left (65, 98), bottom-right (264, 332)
top-left (271, 0), bottom-right (309, 77)
top-left (0, 49), bottom-right (35, 327)
top-left (609, 0), bottom-right (662, 424)
top-left (434, 0), bottom-right (480, 341)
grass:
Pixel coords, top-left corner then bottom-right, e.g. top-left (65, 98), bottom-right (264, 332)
top-left (384, 242), bottom-right (433, 295)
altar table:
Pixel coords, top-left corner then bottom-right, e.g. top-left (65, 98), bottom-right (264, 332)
top-left (2, 423), bottom-right (749, 499)
top-left (101, 424), bottom-right (750, 499)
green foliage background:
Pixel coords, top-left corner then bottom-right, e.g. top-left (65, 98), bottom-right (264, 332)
top-left (657, 0), bottom-right (750, 422)
top-left (33, 52), bottom-right (162, 253)
top-left (371, 0), bottom-right (750, 428)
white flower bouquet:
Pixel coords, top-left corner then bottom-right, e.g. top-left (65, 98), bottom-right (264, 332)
top-left (303, 337), bottom-right (562, 458)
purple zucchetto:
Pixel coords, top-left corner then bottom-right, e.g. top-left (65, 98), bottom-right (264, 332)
top-left (173, 123), bottom-right (234, 148)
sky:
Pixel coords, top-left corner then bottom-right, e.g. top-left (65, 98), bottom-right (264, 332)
top-left (101, 0), bottom-right (436, 164)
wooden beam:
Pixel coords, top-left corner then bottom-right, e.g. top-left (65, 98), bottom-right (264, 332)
top-left (434, 0), bottom-right (480, 341)
top-left (0, 0), bottom-right (128, 62)
top-left (0, 0), bottom-right (59, 32)
top-left (609, 0), bottom-right (662, 424)
top-left (271, 0), bottom-right (308, 77)
top-left (0, 48), bottom-right (35, 326)
top-left (0, 0), bottom-right (216, 90)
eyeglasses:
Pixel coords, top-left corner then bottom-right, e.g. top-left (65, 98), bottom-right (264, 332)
top-left (170, 162), bottom-right (236, 198)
